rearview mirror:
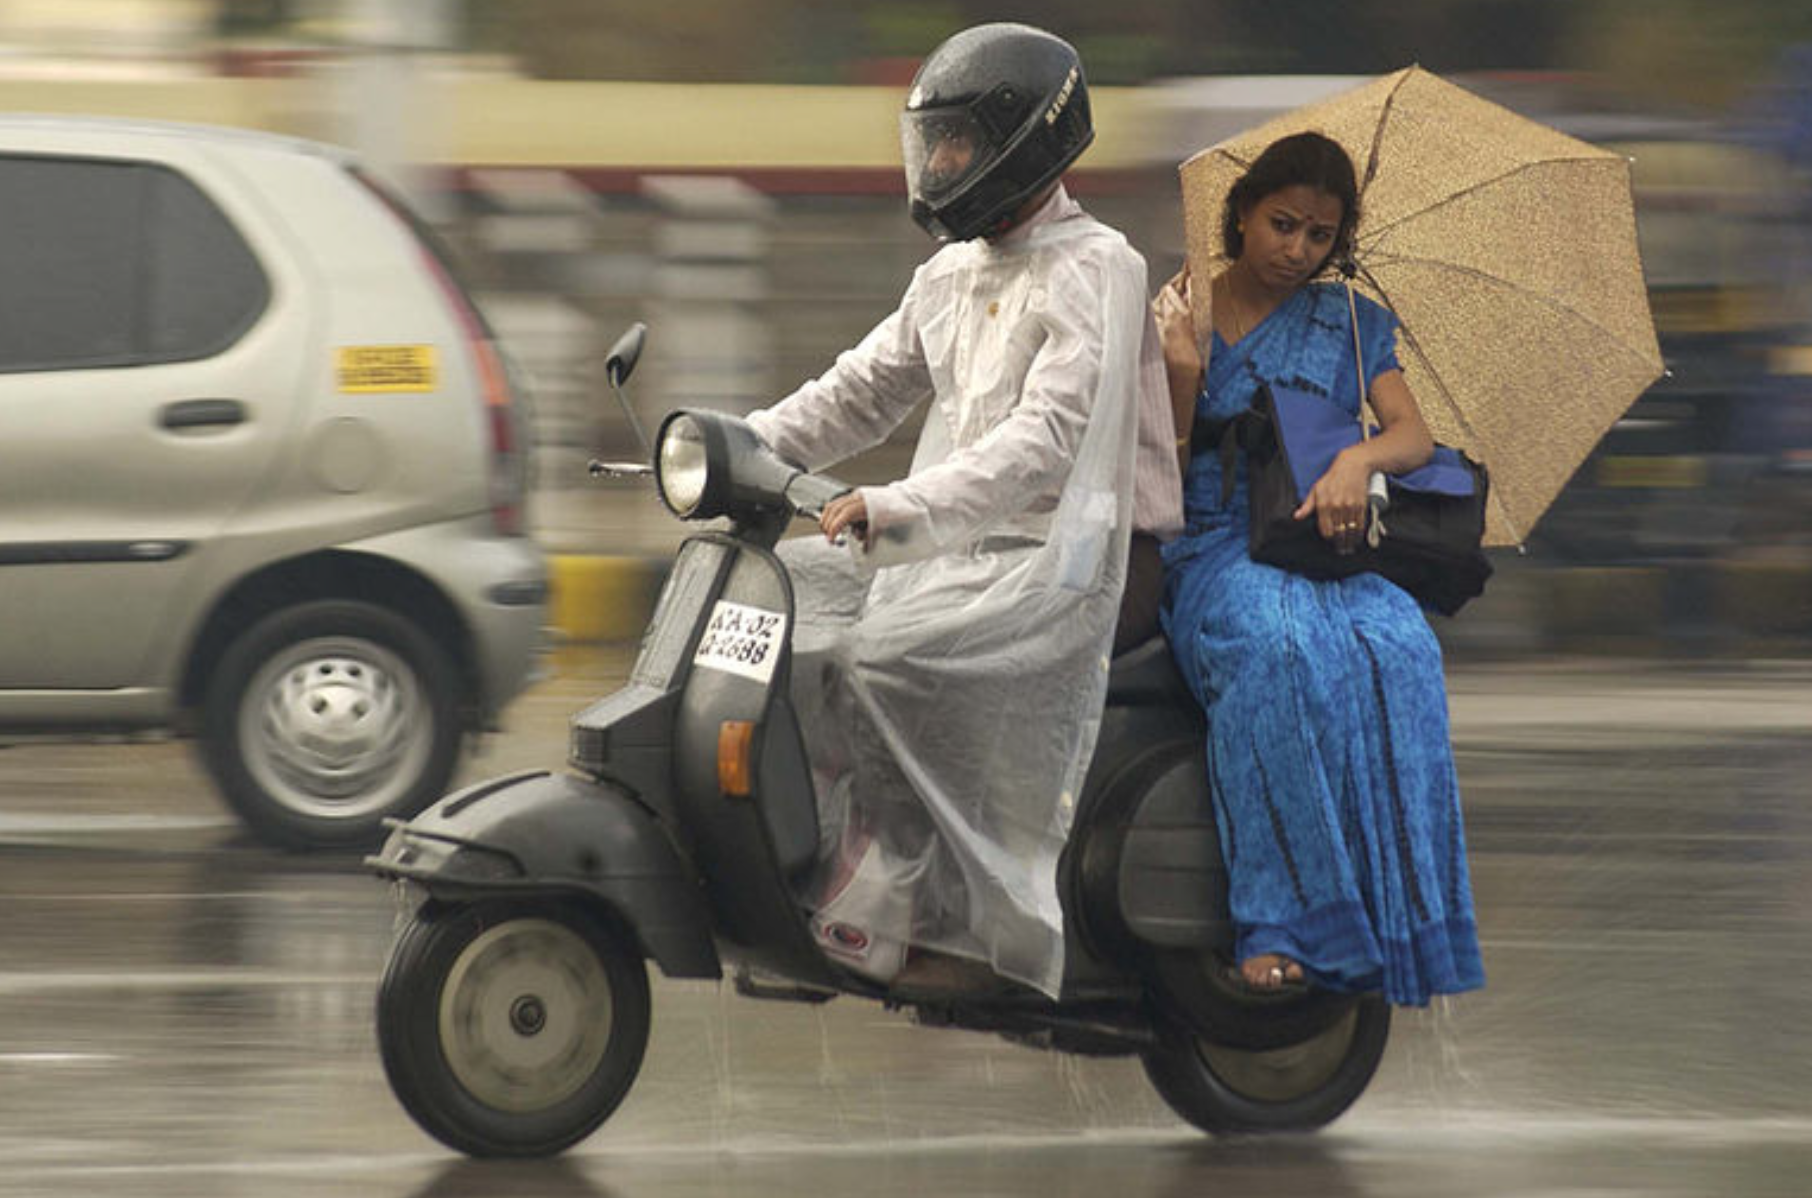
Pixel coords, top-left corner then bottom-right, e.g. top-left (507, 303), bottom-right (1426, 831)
top-left (605, 322), bottom-right (647, 386)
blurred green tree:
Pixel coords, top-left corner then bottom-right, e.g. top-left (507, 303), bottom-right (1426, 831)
top-left (466, 0), bottom-right (793, 80)
top-left (216, 0), bottom-right (296, 35)
top-left (447, 0), bottom-right (1812, 112)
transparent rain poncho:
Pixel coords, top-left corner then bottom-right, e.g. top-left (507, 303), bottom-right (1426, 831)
top-left (748, 195), bottom-right (1150, 996)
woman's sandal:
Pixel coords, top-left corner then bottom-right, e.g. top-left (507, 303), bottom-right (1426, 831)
top-left (1223, 953), bottom-right (1308, 995)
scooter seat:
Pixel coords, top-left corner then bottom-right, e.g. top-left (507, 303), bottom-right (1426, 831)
top-left (1106, 636), bottom-right (1192, 707)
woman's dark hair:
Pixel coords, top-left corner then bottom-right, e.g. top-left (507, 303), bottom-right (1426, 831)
top-left (1222, 130), bottom-right (1360, 269)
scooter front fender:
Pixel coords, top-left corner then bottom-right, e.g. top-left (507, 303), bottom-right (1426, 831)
top-left (367, 769), bottom-right (721, 980)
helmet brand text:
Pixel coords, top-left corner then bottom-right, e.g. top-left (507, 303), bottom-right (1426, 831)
top-left (1044, 66), bottom-right (1078, 126)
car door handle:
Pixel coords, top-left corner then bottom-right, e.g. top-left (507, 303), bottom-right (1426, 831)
top-left (160, 399), bottom-right (247, 430)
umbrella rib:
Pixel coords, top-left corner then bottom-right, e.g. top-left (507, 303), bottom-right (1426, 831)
top-left (1356, 70), bottom-right (1414, 201)
top-left (1350, 262), bottom-right (1526, 542)
top-left (1394, 319), bottom-right (1528, 546)
top-left (1356, 156), bottom-right (1623, 245)
top-left (1353, 262), bottom-right (1487, 443)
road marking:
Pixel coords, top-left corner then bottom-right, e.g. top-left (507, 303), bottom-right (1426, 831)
top-left (0, 813), bottom-right (233, 834)
top-left (0, 970), bottom-right (373, 996)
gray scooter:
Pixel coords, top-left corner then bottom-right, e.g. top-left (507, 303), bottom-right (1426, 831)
top-left (367, 325), bottom-right (1391, 1158)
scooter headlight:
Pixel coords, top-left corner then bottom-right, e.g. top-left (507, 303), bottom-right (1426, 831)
top-left (652, 407), bottom-right (806, 524)
top-left (655, 412), bottom-right (712, 518)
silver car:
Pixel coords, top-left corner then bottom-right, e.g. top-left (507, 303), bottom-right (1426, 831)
top-left (0, 115), bottom-right (547, 848)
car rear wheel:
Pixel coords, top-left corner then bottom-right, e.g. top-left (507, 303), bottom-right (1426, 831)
top-left (200, 599), bottom-right (462, 849)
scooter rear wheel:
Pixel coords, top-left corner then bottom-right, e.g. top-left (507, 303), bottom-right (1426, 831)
top-left (377, 898), bottom-right (651, 1157)
top-left (1141, 995), bottom-right (1390, 1135)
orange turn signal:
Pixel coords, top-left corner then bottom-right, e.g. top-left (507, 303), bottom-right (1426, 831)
top-left (717, 720), bottom-right (757, 797)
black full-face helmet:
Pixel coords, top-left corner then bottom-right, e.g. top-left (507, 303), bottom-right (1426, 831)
top-left (901, 23), bottom-right (1094, 243)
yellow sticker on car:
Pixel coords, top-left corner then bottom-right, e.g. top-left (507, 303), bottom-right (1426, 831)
top-left (336, 345), bottom-right (438, 393)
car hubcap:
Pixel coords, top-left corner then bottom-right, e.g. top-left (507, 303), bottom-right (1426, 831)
top-left (439, 919), bottom-right (615, 1113)
top-left (1199, 1007), bottom-right (1359, 1103)
top-left (239, 636), bottom-right (432, 820)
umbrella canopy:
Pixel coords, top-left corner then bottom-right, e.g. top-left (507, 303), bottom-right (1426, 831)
top-left (1180, 66), bottom-right (1666, 546)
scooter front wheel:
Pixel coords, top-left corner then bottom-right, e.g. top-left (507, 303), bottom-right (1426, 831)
top-left (1141, 995), bottom-right (1390, 1135)
top-left (377, 898), bottom-right (651, 1157)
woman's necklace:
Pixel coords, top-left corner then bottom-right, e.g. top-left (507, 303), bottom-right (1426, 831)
top-left (1222, 263), bottom-right (1286, 344)
top-left (1219, 271), bottom-right (1249, 342)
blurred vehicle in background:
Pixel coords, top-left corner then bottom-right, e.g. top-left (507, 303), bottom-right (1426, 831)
top-left (0, 115), bottom-right (546, 849)
top-left (1516, 116), bottom-right (1812, 566)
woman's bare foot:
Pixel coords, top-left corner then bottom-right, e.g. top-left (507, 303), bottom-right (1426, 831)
top-left (1238, 954), bottom-right (1305, 990)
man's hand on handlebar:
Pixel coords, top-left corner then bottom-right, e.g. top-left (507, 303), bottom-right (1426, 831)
top-left (820, 491), bottom-right (870, 549)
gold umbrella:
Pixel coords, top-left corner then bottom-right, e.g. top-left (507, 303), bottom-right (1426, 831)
top-left (1179, 66), bottom-right (1665, 546)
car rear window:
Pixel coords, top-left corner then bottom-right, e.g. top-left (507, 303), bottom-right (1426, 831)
top-left (347, 166), bottom-right (498, 337)
top-left (0, 154), bottom-right (270, 373)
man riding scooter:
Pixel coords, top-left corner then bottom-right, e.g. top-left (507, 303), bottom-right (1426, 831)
top-left (369, 23), bottom-right (1391, 1160)
top-left (743, 21), bottom-right (1182, 997)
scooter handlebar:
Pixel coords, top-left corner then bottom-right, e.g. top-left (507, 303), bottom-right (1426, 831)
top-left (783, 471), bottom-right (853, 519)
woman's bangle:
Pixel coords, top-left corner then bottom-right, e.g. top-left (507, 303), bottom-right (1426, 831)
top-left (1175, 432), bottom-right (1191, 449)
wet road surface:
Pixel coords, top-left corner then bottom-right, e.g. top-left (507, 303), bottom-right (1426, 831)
top-left (2, 650), bottom-right (1810, 1196)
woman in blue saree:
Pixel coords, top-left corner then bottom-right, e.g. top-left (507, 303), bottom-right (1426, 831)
top-left (1154, 132), bottom-right (1484, 1007)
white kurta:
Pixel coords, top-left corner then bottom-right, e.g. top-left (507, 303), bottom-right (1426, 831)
top-left (749, 188), bottom-right (1165, 996)
top-left (749, 186), bottom-right (1181, 555)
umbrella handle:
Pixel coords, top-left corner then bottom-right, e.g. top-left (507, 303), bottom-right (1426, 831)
top-left (1366, 471), bottom-right (1389, 548)
top-left (1348, 279), bottom-right (1388, 552)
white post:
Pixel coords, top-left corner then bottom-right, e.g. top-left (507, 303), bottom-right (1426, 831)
top-left (332, 0), bottom-right (450, 215)
top-left (642, 174), bottom-right (776, 421)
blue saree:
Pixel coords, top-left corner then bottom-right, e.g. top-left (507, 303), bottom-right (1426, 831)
top-left (1160, 282), bottom-right (1484, 1007)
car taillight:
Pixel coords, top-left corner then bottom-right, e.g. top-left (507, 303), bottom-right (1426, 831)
top-left (353, 168), bottom-right (526, 535)
top-left (426, 264), bottom-right (525, 536)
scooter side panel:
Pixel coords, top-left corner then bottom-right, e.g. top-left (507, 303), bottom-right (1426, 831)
top-left (670, 543), bottom-right (842, 988)
top-left (1060, 651), bottom-right (1230, 990)
top-left (1116, 751), bottom-right (1232, 950)
top-left (567, 683), bottom-right (681, 823)
top-left (369, 770), bottom-right (722, 979)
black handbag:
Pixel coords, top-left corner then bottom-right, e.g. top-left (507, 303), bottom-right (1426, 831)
top-left (1236, 381), bottom-right (1493, 617)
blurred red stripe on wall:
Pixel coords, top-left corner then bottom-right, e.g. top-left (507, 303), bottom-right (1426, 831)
top-left (443, 165), bottom-right (1157, 197)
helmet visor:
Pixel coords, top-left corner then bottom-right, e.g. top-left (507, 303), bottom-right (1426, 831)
top-left (901, 107), bottom-right (998, 205)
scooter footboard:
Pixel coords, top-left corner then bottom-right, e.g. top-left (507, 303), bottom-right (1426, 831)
top-left (367, 769), bottom-right (721, 980)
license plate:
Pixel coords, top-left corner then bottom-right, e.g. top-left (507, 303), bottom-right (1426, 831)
top-left (693, 601), bottom-right (787, 684)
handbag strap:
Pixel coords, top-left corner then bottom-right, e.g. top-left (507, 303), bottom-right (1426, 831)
top-left (1341, 268), bottom-right (1391, 548)
top-left (1343, 275), bottom-right (1369, 436)
top-left (1191, 408), bottom-right (1267, 507)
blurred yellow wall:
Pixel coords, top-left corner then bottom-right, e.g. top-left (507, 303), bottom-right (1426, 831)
top-left (0, 75), bottom-right (1150, 169)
